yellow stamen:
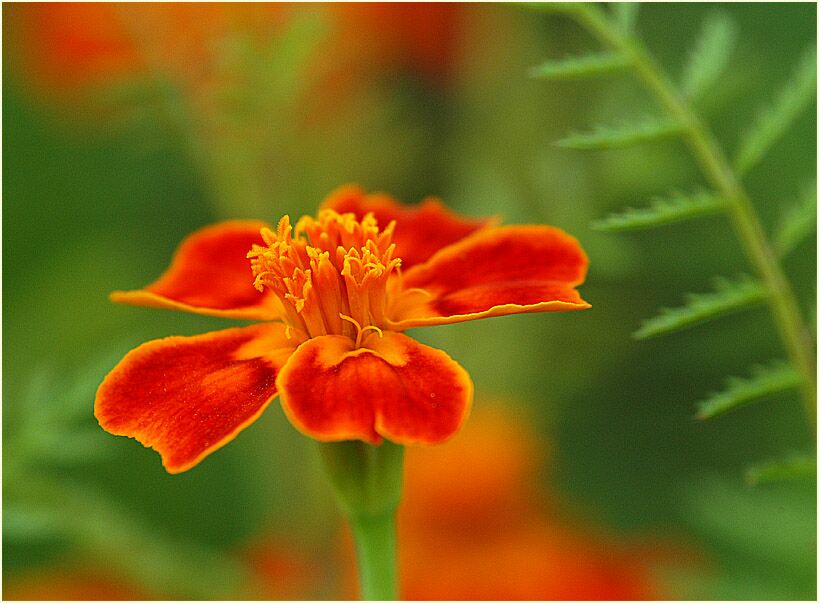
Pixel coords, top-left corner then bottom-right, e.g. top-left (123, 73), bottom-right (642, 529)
top-left (249, 209), bottom-right (402, 344)
top-left (339, 313), bottom-right (384, 348)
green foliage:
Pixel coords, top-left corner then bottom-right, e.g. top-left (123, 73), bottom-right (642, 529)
top-left (634, 275), bottom-right (768, 339)
top-left (556, 116), bottom-right (683, 149)
top-left (673, 476), bottom-right (816, 600)
top-left (4, 359), bottom-right (265, 599)
top-left (529, 52), bottom-right (631, 80)
top-left (696, 360), bottom-right (803, 420)
top-left (7, 360), bottom-right (119, 469)
top-left (734, 46), bottom-right (817, 175)
top-left (522, 2), bottom-right (586, 14)
top-left (774, 182), bottom-right (817, 258)
top-left (2, 504), bottom-right (65, 541)
top-left (242, 11), bottom-right (329, 109)
top-left (9, 477), bottom-right (260, 599)
top-left (591, 190), bottom-right (727, 232)
top-left (681, 12), bottom-right (738, 100)
top-left (746, 454), bottom-right (817, 486)
top-left (611, 3), bottom-right (640, 35)
top-left (544, 4), bottom-right (815, 466)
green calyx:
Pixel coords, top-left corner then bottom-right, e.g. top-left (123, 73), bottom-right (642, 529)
top-left (319, 440), bottom-right (404, 519)
top-left (319, 440), bottom-right (404, 600)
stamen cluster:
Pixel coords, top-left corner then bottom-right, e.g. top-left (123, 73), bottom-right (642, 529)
top-left (248, 210), bottom-right (401, 343)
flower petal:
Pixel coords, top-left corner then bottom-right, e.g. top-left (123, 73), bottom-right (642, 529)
top-left (111, 220), bottom-right (281, 320)
top-left (95, 323), bottom-right (297, 473)
top-left (390, 225), bottom-right (591, 328)
top-left (321, 184), bottom-right (493, 269)
top-left (277, 332), bottom-right (473, 444)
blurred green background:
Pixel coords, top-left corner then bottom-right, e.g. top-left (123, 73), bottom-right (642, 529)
top-left (3, 2), bottom-right (816, 600)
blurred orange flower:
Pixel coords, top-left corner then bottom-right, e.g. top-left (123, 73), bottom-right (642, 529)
top-left (7, 3), bottom-right (463, 107)
top-left (332, 403), bottom-right (672, 600)
top-left (95, 185), bottom-right (590, 473)
top-left (6, 3), bottom-right (284, 99)
top-left (240, 538), bottom-right (320, 600)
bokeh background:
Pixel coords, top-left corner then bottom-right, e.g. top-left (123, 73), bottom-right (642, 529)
top-left (3, 2), bottom-right (816, 600)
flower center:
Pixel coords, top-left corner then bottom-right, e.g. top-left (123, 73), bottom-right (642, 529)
top-left (248, 209), bottom-right (402, 344)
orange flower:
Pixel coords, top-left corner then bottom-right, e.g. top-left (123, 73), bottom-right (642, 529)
top-left (7, 3), bottom-right (462, 108)
top-left (241, 535), bottom-right (323, 599)
top-left (6, 3), bottom-right (287, 101)
top-left (331, 404), bottom-right (673, 600)
top-left (397, 407), bottom-right (662, 600)
top-left (95, 186), bottom-right (590, 473)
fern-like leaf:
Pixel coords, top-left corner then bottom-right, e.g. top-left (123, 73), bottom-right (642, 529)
top-left (612, 3), bottom-right (639, 35)
top-left (634, 275), bottom-right (768, 339)
top-left (774, 182), bottom-right (817, 258)
top-left (591, 189), bottom-right (728, 232)
top-left (734, 46), bottom-right (817, 175)
top-left (556, 117), bottom-right (683, 150)
top-left (696, 360), bottom-right (803, 420)
top-left (530, 52), bottom-right (631, 80)
top-left (745, 454), bottom-right (817, 486)
top-left (681, 11), bottom-right (738, 100)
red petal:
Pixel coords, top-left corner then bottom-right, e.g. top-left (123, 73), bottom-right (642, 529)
top-left (111, 220), bottom-right (280, 320)
top-left (390, 225), bottom-right (591, 327)
top-left (95, 323), bottom-right (297, 473)
top-left (277, 332), bottom-right (473, 444)
top-left (321, 184), bottom-right (492, 269)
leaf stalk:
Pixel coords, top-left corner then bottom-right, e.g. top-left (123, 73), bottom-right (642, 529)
top-left (571, 4), bottom-right (816, 428)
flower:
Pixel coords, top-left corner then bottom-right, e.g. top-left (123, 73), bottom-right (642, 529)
top-left (7, 3), bottom-right (463, 111)
top-left (95, 185), bottom-right (590, 473)
top-left (5, 3), bottom-right (286, 103)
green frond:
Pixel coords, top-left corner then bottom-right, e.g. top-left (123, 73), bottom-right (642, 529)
top-left (681, 11), bottom-right (738, 100)
top-left (734, 46), bottom-right (817, 175)
top-left (696, 360), bottom-right (803, 420)
top-left (591, 189), bottom-right (728, 232)
top-left (530, 52), bottom-right (631, 80)
top-left (556, 117), bottom-right (683, 150)
top-left (746, 454), bottom-right (817, 486)
top-left (611, 3), bottom-right (639, 35)
top-left (774, 182), bottom-right (817, 258)
top-left (634, 275), bottom-right (768, 339)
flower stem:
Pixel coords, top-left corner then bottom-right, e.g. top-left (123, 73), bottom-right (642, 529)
top-left (319, 440), bottom-right (404, 600)
top-left (349, 512), bottom-right (398, 600)
top-left (571, 3), bottom-right (817, 429)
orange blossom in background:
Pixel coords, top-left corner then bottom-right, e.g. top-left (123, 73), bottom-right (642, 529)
top-left (6, 3), bottom-right (463, 106)
top-left (393, 404), bottom-right (669, 600)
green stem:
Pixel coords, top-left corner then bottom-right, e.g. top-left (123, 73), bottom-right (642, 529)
top-left (349, 513), bottom-right (398, 600)
top-left (572, 4), bottom-right (816, 428)
top-left (319, 440), bottom-right (404, 600)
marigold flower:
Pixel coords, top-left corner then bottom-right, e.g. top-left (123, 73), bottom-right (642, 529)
top-left (7, 3), bottom-right (462, 111)
top-left (95, 186), bottom-right (590, 473)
